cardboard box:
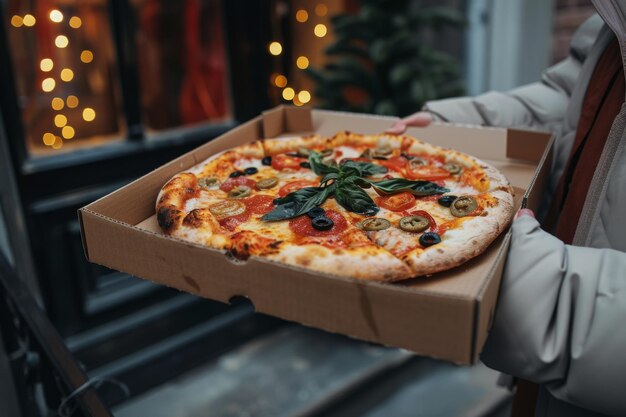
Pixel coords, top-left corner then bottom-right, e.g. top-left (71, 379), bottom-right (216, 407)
top-left (79, 106), bottom-right (553, 364)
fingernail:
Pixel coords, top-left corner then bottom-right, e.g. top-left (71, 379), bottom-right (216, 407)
top-left (516, 208), bottom-right (535, 218)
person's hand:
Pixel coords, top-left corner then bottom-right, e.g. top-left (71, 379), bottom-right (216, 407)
top-left (516, 208), bottom-right (535, 219)
top-left (385, 111), bottom-right (434, 134)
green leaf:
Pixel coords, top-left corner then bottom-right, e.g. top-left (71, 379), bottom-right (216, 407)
top-left (309, 151), bottom-right (340, 176)
top-left (334, 178), bottom-right (379, 216)
top-left (262, 185), bottom-right (335, 222)
top-left (368, 178), bottom-right (449, 196)
top-left (340, 160), bottom-right (387, 177)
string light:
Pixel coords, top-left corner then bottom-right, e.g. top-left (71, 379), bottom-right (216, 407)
top-left (54, 114), bottom-right (67, 127)
top-left (42, 133), bottom-right (55, 146)
top-left (60, 68), bottom-right (74, 82)
top-left (49, 10), bottom-right (63, 23)
top-left (22, 14), bottom-right (36, 26)
top-left (268, 41), bottom-right (283, 56)
top-left (40, 58), bottom-right (54, 72)
top-left (82, 108), bottom-right (96, 122)
top-left (62, 126), bottom-right (75, 139)
top-left (314, 24), bottom-right (327, 37)
top-left (10, 15), bottom-right (23, 27)
top-left (298, 90), bottom-right (312, 104)
top-left (55, 35), bottom-right (69, 48)
top-left (315, 4), bottom-right (328, 17)
top-left (42, 78), bottom-right (56, 92)
top-left (80, 50), bottom-right (93, 63)
top-left (295, 9), bottom-right (308, 22)
top-left (282, 87), bottom-right (295, 101)
top-left (296, 56), bottom-right (309, 69)
top-left (51, 97), bottom-right (64, 110)
top-left (69, 16), bottom-right (82, 28)
top-left (66, 95), bottom-right (79, 108)
top-left (274, 74), bottom-right (287, 88)
top-left (52, 136), bottom-right (63, 149)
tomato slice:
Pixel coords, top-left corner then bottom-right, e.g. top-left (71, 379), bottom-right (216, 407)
top-left (271, 153), bottom-right (305, 170)
top-left (378, 155), bottom-right (407, 172)
top-left (278, 180), bottom-right (318, 197)
top-left (242, 194), bottom-right (274, 215)
top-left (406, 166), bottom-right (450, 181)
top-left (378, 191), bottom-right (416, 211)
top-left (219, 176), bottom-right (257, 192)
top-left (408, 210), bottom-right (441, 234)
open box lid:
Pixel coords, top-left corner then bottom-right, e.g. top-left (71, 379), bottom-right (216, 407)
top-left (80, 105), bottom-right (553, 364)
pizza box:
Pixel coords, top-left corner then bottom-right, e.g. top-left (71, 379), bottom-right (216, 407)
top-left (79, 105), bottom-right (553, 364)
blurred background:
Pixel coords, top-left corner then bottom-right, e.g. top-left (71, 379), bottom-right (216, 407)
top-left (0, 1), bottom-right (595, 416)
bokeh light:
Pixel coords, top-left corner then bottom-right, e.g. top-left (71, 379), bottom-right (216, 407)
top-left (268, 41), bottom-right (283, 56)
top-left (54, 114), bottom-right (67, 127)
top-left (49, 10), bottom-right (63, 23)
top-left (42, 78), bottom-right (56, 92)
top-left (69, 16), bottom-right (82, 28)
top-left (51, 97), bottom-right (64, 110)
top-left (40, 58), bottom-right (54, 72)
top-left (298, 90), bottom-right (311, 104)
top-left (80, 50), bottom-right (94, 63)
top-left (62, 126), bottom-right (75, 139)
top-left (274, 74), bottom-right (288, 88)
top-left (66, 95), bottom-right (79, 108)
top-left (22, 14), bottom-right (36, 26)
top-left (55, 35), bottom-right (69, 48)
top-left (295, 10), bottom-right (308, 22)
top-left (296, 56), bottom-right (309, 69)
top-left (282, 87), bottom-right (295, 101)
top-left (82, 108), bottom-right (96, 122)
top-left (314, 24), bottom-right (327, 37)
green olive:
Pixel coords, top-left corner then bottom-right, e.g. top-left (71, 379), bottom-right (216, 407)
top-left (450, 196), bottom-right (478, 217)
top-left (409, 158), bottom-right (427, 168)
top-left (444, 162), bottom-right (463, 175)
top-left (375, 144), bottom-right (393, 156)
top-left (228, 185), bottom-right (252, 199)
top-left (399, 215), bottom-right (430, 233)
top-left (297, 147), bottom-right (311, 158)
top-left (209, 200), bottom-right (246, 218)
top-left (256, 177), bottom-right (278, 189)
top-left (198, 177), bottom-right (220, 189)
top-left (359, 217), bottom-right (391, 231)
top-left (320, 149), bottom-right (333, 157)
top-left (360, 148), bottom-right (373, 159)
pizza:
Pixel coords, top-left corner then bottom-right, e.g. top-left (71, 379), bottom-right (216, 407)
top-left (156, 131), bottom-right (514, 282)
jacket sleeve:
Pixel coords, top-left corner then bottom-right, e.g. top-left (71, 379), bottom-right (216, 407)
top-left (480, 216), bottom-right (626, 417)
top-left (422, 15), bottom-right (604, 132)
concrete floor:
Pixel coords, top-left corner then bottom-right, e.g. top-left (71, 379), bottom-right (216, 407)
top-left (114, 326), bottom-right (511, 417)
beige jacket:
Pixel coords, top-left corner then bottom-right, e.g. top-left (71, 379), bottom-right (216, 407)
top-left (424, 2), bottom-right (626, 417)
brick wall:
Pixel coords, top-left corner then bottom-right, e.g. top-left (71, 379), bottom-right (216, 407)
top-left (552, 0), bottom-right (596, 63)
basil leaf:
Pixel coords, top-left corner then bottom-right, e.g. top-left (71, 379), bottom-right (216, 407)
top-left (309, 151), bottom-right (339, 176)
top-left (341, 160), bottom-right (387, 177)
top-left (262, 185), bottom-right (335, 221)
top-left (334, 178), bottom-right (379, 216)
top-left (368, 178), bottom-right (449, 196)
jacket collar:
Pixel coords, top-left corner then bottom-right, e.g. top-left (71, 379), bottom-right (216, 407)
top-left (593, 0), bottom-right (626, 86)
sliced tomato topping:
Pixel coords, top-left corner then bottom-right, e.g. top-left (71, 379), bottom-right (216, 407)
top-left (289, 210), bottom-right (348, 237)
top-left (278, 180), bottom-right (318, 197)
top-left (377, 191), bottom-right (416, 211)
top-left (408, 210), bottom-right (441, 234)
top-left (377, 155), bottom-right (407, 172)
top-left (242, 194), bottom-right (274, 215)
top-left (405, 166), bottom-right (450, 181)
top-left (271, 153), bottom-right (306, 170)
top-left (220, 176), bottom-right (257, 192)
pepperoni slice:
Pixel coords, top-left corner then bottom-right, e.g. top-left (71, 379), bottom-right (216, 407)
top-left (218, 212), bottom-right (250, 232)
top-left (220, 176), bottom-right (257, 192)
top-left (242, 194), bottom-right (274, 215)
top-left (289, 210), bottom-right (348, 237)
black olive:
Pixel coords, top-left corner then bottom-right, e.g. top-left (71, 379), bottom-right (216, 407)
top-left (300, 162), bottom-right (311, 169)
top-left (438, 195), bottom-right (458, 207)
top-left (419, 232), bottom-right (441, 247)
top-left (262, 156), bottom-right (272, 166)
top-left (229, 170), bottom-right (243, 178)
top-left (312, 216), bottom-right (334, 231)
top-left (401, 152), bottom-right (415, 160)
top-left (286, 152), bottom-right (300, 157)
top-left (243, 167), bottom-right (258, 175)
top-left (307, 207), bottom-right (326, 218)
top-left (372, 156), bottom-right (388, 160)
